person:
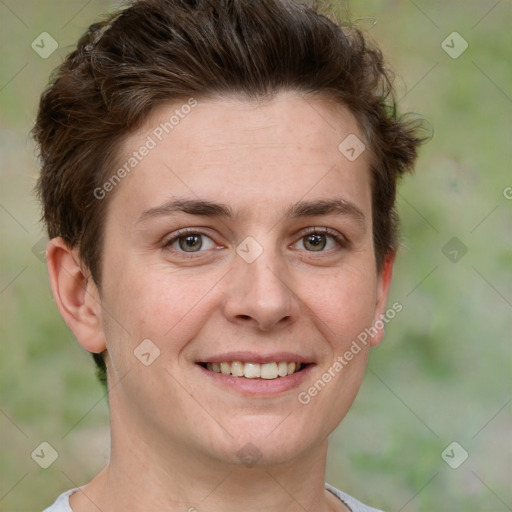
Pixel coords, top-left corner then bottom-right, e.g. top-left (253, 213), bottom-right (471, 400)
top-left (33, 0), bottom-right (425, 510)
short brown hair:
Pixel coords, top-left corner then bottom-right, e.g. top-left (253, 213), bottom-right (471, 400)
top-left (33, 0), bottom-right (426, 387)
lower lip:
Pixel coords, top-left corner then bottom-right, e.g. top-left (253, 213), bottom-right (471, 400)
top-left (196, 364), bottom-right (314, 396)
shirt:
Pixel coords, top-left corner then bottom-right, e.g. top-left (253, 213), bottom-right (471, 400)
top-left (42, 483), bottom-right (384, 512)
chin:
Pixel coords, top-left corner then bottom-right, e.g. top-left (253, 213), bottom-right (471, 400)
top-left (207, 417), bottom-right (316, 467)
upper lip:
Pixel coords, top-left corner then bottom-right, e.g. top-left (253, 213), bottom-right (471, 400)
top-left (197, 352), bottom-right (314, 364)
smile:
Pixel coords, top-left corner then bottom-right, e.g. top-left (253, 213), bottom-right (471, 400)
top-left (201, 361), bottom-right (304, 379)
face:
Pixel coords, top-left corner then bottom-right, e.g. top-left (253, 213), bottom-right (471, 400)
top-left (92, 92), bottom-right (393, 466)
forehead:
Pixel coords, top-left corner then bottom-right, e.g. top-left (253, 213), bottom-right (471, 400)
top-left (109, 92), bottom-right (372, 220)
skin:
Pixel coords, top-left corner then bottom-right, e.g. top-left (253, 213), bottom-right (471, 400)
top-left (47, 91), bottom-right (394, 512)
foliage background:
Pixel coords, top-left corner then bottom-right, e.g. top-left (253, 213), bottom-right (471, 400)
top-left (0, 0), bottom-right (510, 510)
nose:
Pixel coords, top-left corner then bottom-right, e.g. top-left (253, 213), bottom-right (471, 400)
top-left (222, 247), bottom-right (299, 332)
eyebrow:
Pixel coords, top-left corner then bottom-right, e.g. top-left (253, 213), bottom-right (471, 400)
top-left (137, 197), bottom-right (366, 225)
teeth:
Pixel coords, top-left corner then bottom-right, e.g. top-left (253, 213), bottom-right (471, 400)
top-left (220, 362), bottom-right (231, 375)
top-left (261, 362), bottom-right (278, 380)
top-left (244, 363), bottom-right (261, 379)
top-left (231, 361), bottom-right (244, 377)
top-left (277, 361), bottom-right (288, 377)
top-left (205, 361), bottom-right (303, 379)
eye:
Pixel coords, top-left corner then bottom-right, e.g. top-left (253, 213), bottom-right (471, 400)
top-left (166, 229), bottom-right (217, 253)
top-left (293, 228), bottom-right (347, 252)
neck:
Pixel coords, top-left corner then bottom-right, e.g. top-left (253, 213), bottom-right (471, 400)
top-left (71, 418), bottom-right (346, 511)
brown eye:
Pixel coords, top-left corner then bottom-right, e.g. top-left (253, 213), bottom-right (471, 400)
top-left (178, 234), bottom-right (203, 252)
top-left (294, 229), bottom-right (345, 252)
top-left (166, 231), bottom-right (217, 253)
top-left (303, 233), bottom-right (327, 251)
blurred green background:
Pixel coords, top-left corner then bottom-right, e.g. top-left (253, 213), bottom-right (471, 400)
top-left (0, 1), bottom-right (510, 511)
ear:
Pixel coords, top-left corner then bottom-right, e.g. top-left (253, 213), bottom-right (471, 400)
top-left (370, 252), bottom-right (396, 347)
top-left (46, 237), bottom-right (106, 353)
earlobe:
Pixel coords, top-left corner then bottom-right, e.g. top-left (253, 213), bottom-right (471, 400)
top-left (370, 252), bottom-right (396, 347)
top-left (46, 237), bottom-right (106, 354)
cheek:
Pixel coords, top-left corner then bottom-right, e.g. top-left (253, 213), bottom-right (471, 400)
top-left (296, 267), bottom-right (377, 426)
top-left (306, 264), bottom-right (378, 345)
top-left (101, 259), bottom-right (224, 353)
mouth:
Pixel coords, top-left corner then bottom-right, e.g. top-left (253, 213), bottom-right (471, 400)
top-left (194, 352), bottom-right (315, 395)
top-left (197, 361), bottom-right (307, 380)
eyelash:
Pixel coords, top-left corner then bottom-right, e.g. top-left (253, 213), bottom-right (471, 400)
top-left (163, 227), bottom-right (349, 258)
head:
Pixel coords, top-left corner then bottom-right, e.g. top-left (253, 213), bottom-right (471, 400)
top-left (33, 0), bottom-right (425, 466)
